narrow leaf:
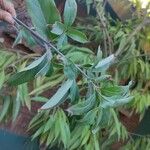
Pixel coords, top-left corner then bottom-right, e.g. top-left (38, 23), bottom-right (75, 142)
top-left (26, 0), bottom-right (60, 38)
top-left (12, 91), bottom-right (21, 122)
top-left (67, 27), bottom-right (88, 43)
top-left (79, 108), bottom-right (98, 125)
top-left (8, 52), bottom-right (51, 86)
top-left (0, 96), bottom-right (10, 121)
top-left (64, 0), bottom-right (77, 26)
top-left (94, 54), bottom-right (115, 72)
top-left (26, 0), bottom-right (48, 38)
top-left (51, 22), bottom-right (65, 35)
top-left (69, 80), bottom-right (79, 102)
top-left (64, 62), bottom-right (78, 80)
top-left (31, 96), bottom-right (49, 102)
top-left (57, 34), bottom-right (68, 48)
top-left (0, 70), bottom-right (5, 90)
top-left (32, 126), bottom-right (44, 140)
top-left (101, 95), bottom-right (134, 108)
top-left (12, 30), bottom-right (22, 47)
top-left (38, 0), bottom-right (61, 24)
top-left (40, 80), bottom-right (73, 109)
top-left (67, 94), bottom-right (96, 115)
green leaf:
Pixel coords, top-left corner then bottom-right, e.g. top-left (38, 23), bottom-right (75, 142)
top-left (35, 61), bottom-right (51, 77)
top-left (18, 83), bottom-right (31, 110)
top-left (92, 108), bottom-right (103, 134)
top-left (96, 46), bottom-right (103, 63)
top-left (69, 80), bottom-right (79, 102)
top-left (95, 75), bottom-right (111, 82)
top-left (0, 96), bottom-right (10, 121)
top-left (51, 22), bottom-right (66, 35)
top-left (43, 117), bottom-right (53, 133)
top-left (57, 34), bottom-right (68, 48)
top-left (12, 91), bottom-right (21, 122)
top-left (101, 86), bottom-right (122, 97)
top-left (38, 0), bottom-right (61, 24)
top-left (86, 0), bottom-right (93, 14)
top-left (26, 0), bottom-right (60, 38)
top-left (13, 28), bottom-right (36, 47)
top-left (8, 54), bottom-right (47, 85)
top-left (12, 30), bottom-right (22, 47)
top-left (67, 94), bottom-right (96, 115)
top-left (101, 95), bottom-right (134, 108)
top-left (81, 130), bottom-right (90, 146)
top-left (115, 31), bottom-right (125, 39)
top-left (66, 49), bottom-right (93, 65)
top-left (54, 115), bottom-right (60, 141)
top-left (64, 62), bottom-right (78, 79)
top-left (67, 27), bottom-right (88, 43)
top-left (45, 63), bottom-right (54, 77)
top-left (8, 51), bottom-right (51, 86)
top-left (30, 75), bottom-right (65, 96)
top-left (0, 70), bottom-right (5, 90)
top-left (26, 0), bottom-right (48, 38)
top-left (93, 135), bottom-right (100, 150)
top-left (46, 131), bottom-right (55, 146)
top-left (69, 138), bottom-right (81, 150)
top-left (31, 96), bottom-right (49, 102)
top-left (32, 126), bottom-right (44, 140)
top-left (98, 109), bottom-right (111, 128)
top-left (111, 109), bottom-right (121, 140)
top-left (94, 54), bottom-right (115, 72)
top-left (64, 0), bottom-right (77, 26)
top-left (22, 29), bottom-right (36, 46)
top-left (118, 36), bottom-right (126, 52)
top-left (40, 79), bottom-right (73, 109)
top-left (29, 112), bottom-right (43, 128)
top-left (59, 110), bottom-right (70, 148)
top-left (79, 108), bottom-right (98, 125)
top-left (0, 50), bottom-right (16, 68)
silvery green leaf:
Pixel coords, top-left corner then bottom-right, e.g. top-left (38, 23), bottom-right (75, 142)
top-left (38, 0), bottom-right (61, 24)
top-left (64, 0), bottom-right (77, 26)
top-left (31, 96), bottom-right (49, 102)
top-left (79, 108), bottom-right (98, 125)
top-left (12, 91), bottom-right (21, 122)
top-left (51, 22), bottom-right (66, 35)
top-left (0, 96), bottom-right (10, 121)
top-left (96, 45), bottom-right (103, 61)
top-left (67, 27), bottom-right (88, 43)
top-left (40, 79), bottom-right (73, 109)
top-left (0, 70), bottom-right (5, 90)
top-left (64, 62), bottom-right (78, 80)
top-left (67, 94), bottom-right (96, 115)
top-left (12, 30), bottom-right (23, 47)
top-left (26, 0), bottom-right (61, 38)
top-left (101, 95), bottom-right (134, 108)
top-left (69, 80), bottom-right (79, 102)
top-left (94, 54), bottom-right (115, 72)
top-left (26, 0), bottom-right (48, 38)
top-left (8, 50), bottom-right (52, 86)
top-left (57, 34), bottom-right (68, 48)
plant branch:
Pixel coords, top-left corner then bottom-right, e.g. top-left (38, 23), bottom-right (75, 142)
top-left (13, 18), bottom-right (98, 89)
